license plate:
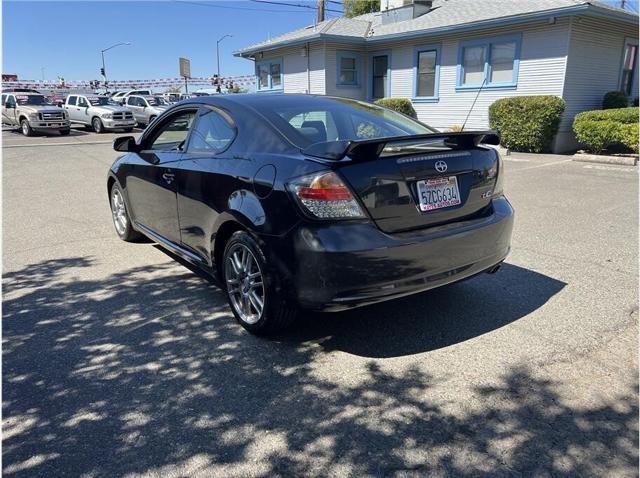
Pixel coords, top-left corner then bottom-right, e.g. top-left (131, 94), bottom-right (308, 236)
top-left (416, 176), bottom-right (461, 212)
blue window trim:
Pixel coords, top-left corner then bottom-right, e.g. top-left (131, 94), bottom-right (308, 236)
top-left (255, 57), bottom-right (284, 92)
top-left (456, 33), bottom-right (522, 91)
top-left (412, 43), bottom-right (441, 103)
top-left (368, 49), bottom-right (392, 100)
top-left (336, 50), bottom-right (362, 88)
top-left (619, 36), bottom-right (639, 95)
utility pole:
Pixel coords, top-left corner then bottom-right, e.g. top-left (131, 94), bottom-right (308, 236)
top-left (317, 0), bottom-right (325, 23)
top-left (216, 34), bottom-right (233, 81)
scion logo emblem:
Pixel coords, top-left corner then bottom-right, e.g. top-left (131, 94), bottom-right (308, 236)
top-left (435, 160), bottom-right (448, 173)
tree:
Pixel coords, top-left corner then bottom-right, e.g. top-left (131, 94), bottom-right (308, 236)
top-left (343, 0), bottom-right (380, 18)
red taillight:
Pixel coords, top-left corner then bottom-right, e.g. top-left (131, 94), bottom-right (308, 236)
top-left (288, 172), bottom-right (364, 219)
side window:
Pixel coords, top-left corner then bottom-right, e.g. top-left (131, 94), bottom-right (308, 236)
top-left (67, 96), bottom-right (77, 106)
top-left (7, 95), bottom-right (16, 107)
top-left (187, 108), bottom-right (236, 153)
top-left (77, 96), bottom-right (88, 107)
top-left (148, 111), bottom-right (196, 151)
top-left (127, 96), bottom-right (137, 106)
top-left (1, 95), bottom-right (6, 105)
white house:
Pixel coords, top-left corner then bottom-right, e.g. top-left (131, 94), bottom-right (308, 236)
top-left (234, 0), bottom-right (638, 152)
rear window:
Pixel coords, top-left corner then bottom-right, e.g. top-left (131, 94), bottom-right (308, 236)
top-left (259, 97), bottom-right (435, 148)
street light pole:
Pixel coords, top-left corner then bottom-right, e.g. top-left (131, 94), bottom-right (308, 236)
top-left (101, 42), bottom-right (131, 93)
top-left (216, 34), bottom-right (232, 79)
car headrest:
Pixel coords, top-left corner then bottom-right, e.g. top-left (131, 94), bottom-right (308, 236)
top-left (300, 120), bottom-right (327, 143)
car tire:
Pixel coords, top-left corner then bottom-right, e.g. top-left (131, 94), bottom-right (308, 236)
top-left (60, 129), bottom-right (70, 136)
top-left (20, 119), bottom-right (33, 137)
top-left (92, 117), bottom-right (104, 134)
top-left (223, 231), bottom-right (297, 335)
top-left (109, 183), bottom-right (140, 242)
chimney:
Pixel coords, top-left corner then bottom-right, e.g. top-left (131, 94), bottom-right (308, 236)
top-left (381, 0), bottom-right (432, 24)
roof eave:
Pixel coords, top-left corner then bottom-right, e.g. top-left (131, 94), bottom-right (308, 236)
top-left (233, 34), bottom-right (365, 58)
top-left (234, 4), bottom-right (637, 57)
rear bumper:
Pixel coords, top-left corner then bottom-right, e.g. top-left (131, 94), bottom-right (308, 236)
top-left (265, 196), bottom-right (514, 311)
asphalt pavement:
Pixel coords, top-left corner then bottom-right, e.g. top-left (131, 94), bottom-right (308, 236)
top-left (2, 130), bottom-right (638, 477)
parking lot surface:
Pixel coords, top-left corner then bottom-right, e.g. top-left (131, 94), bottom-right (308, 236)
top-left (3, 131), bottom-right (638, 477)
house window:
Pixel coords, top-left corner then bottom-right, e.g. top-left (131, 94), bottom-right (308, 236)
top-left (458, 34), bottom-right (521, 89)
top-left (337, 51), bottom-right (361, 87)
top-left (256, 58), bottom-right (283, 91)
top-left (620, 39), bottom-right (638, 97)
top-left (413, 44), bottom-right (440, 100)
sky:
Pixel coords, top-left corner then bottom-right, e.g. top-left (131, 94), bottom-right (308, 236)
top-left (2, 0), bottom-right (344, 81)
top-left (2, 0), bottom-right (636, 82)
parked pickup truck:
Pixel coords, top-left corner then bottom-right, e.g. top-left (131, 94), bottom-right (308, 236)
top-left (64, 94), bottom-right (135, 133)
top-left (1, 92), bottom-right (71, 136)
top-left (124, 95), bottom-right (169, 127)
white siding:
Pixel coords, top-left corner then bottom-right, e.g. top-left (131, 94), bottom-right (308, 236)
top-left (258, 43), bottom-right (326, 94)
top-left (324, 42), bottom-right (368, 100)
top-left (559, 16), bottom-right (638, 149)
top-left (378, 18), bottom-right (571, 132)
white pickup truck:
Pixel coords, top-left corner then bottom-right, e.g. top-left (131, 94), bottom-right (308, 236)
top-left (64, 94), bottom-right (135, 133)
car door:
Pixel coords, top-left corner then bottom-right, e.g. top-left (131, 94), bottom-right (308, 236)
top-left (127, 96), bottom-right (144, 123)
top-left (124, 107), bottom-right (197, 246)
top-left (65, 95), bottom-right (78, 122)
top-left (3, 95), bottom-right (17, 125)
top-left (76, 96), bottom-right (91, 124)
top-left (177, 106), bottom-right (238, 263)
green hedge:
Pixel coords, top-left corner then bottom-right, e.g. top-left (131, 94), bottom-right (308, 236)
top-left (374, 98), bottom-right (417, 118)
top-left (603, 91), bottom-right (629, 109)
top-left (573, 107), bottom-right (639, 153)
top-left (488, 96), bottom-right (565, 153)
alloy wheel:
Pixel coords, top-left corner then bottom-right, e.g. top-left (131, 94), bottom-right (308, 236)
top-left (225, 244), bottom-right (265, 324)
top-left (111, 188), bottom-right (128, 236)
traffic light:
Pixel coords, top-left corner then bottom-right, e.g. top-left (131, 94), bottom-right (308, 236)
top-left (212, 74), bottom-right (219, 86)
top-left (100, 68), bottom-right (105, 76)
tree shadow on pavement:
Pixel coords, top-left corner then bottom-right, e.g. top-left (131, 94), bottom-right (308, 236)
top-left (2, 257), bottom-right (636, 477)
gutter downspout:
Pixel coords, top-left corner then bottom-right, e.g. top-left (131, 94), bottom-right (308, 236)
top-left (306, 42), bottom-right (311, 94)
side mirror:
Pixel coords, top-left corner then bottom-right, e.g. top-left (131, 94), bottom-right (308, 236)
top-left (113, 136), bottom-right (138, 152)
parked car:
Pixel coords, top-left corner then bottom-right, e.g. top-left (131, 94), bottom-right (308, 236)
top-left (1, 92), bottom-right (70, 136)
top-left (64, 94), bottom-right (135, 133)
top-left (124, 95), bottom-right (168, 127)
top-left (111, 89), bottom-right (152, 105)
top-left (107, 94), bottom-right (513, 334)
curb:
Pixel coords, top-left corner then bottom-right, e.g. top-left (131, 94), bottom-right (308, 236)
top-left (572, 153), bottom-right (638, 166)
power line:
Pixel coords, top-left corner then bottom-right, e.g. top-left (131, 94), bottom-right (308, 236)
top-left (249, 0), bottom-right (342, 13)
top-left (174, 0), bottom-right (317, 13)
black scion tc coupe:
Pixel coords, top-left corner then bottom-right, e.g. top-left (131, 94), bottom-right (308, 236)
top-left (108, 94), bottom-right (514, 334)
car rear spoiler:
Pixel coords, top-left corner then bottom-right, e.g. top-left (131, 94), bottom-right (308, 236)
top-left (302, 130), bottom-right (500, 162)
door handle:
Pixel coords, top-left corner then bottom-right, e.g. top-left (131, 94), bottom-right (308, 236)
top-left (162, 172), bottom-right (175, 184)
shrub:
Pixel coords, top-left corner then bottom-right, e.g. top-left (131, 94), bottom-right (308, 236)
top-left (573, 107), bottom-right (639, 153)
top-left (574, 107), bottom-right (638, 124)
top-left (602, 91), bottom-right (629, 109)
top-left (374, 98), bottom-right (417, 118)
top-left (488, 96), bottom-right (565, 153)
top-left (619, 123), bottom-right (639, 153)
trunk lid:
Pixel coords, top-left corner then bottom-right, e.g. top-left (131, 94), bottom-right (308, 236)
top-left (303, 132), bottom-right (501, 233)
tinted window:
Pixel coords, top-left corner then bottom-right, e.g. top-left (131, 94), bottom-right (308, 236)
top-left (148, 111), bottom-right (196, 151)
top-left (67, 96), bottom-right (77, 106)
top-left (1, 95), bottom-right (6, 104)
top-left (188, 108), bottom-right (235, 153)
top-left (15, 95), bottom-right (50, 105)
top-left (77, 97), bottom-right (89, 107)
top-left (262, 97), bottom-right (434, 148)
top-left (127, 96), bottom-right (138, 106)
top-left (87, 96), bottom-right (112, 106)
